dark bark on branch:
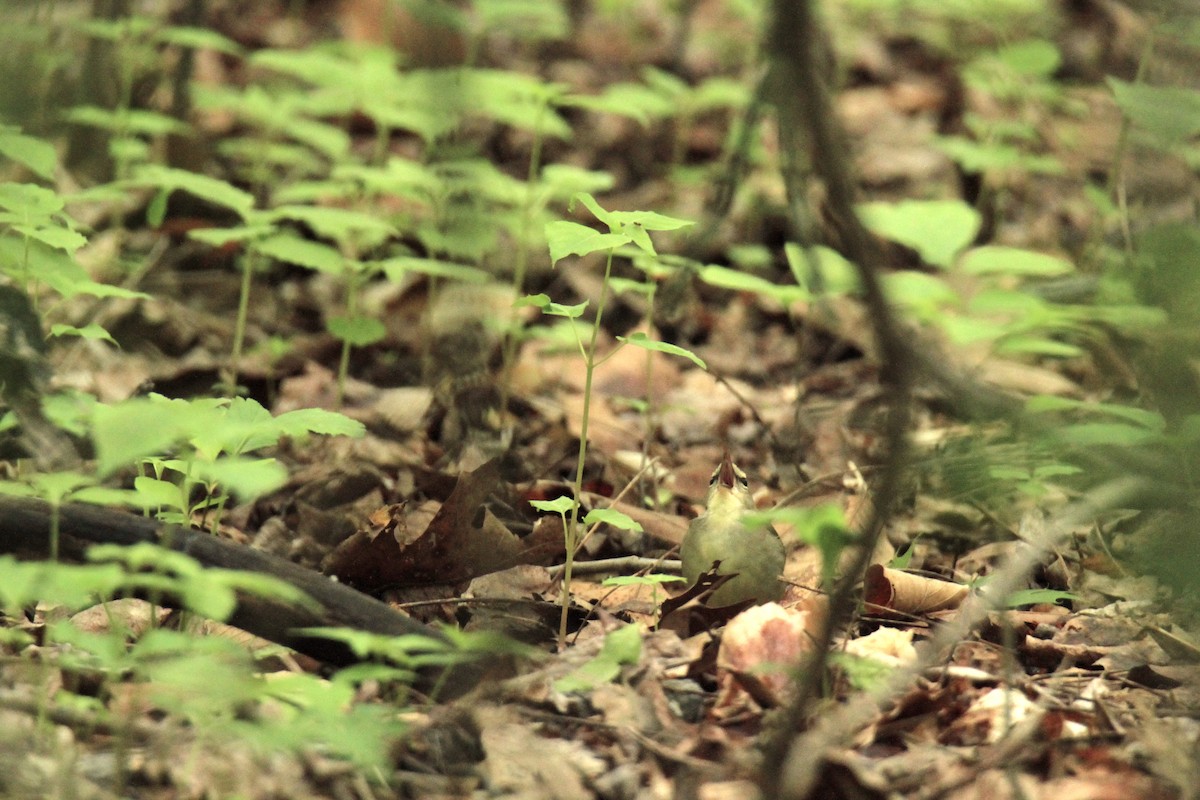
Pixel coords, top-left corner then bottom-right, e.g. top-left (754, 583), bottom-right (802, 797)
top-left (0, 495), bottom-right (476, 695)
top-left (758, 1), bottom-right (917, 797)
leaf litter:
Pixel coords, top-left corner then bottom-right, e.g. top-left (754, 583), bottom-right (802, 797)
top-left (5, 2), bottom-right (1200, 799)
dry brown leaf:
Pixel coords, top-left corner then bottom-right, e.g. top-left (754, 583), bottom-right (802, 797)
top-left (865, 564), bottom-right (969, 615)
top-left (324, 460), bottom-right (527, 591)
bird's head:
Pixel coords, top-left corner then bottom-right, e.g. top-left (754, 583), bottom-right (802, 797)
top-left (705, 451), bottom-right (755, 519)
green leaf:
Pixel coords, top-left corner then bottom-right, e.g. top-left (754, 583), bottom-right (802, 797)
top-left (995, 335), bottom-right (1083, 358)
top-left (378, 257), bottom-right (490, 284)
top-left (553, 623), bottom-right (641, 692)
top-left (1108, 78), bottom-right (1200, 145)
top-left (1057, 422), bottom-right (1161, 447)
top-left (134, 164), bottom-right (255, 218)
top-left (959, 246), bottom-right (1074, 277)
top-left (327, 315), bottom-right (386, 347)
top-left (268, 205), bottom-right (395, 248)
top-left (994, 39), bottom-right (1060, 77)
top-left (254, 233), bottom-right (346, 273)
top-left (154, 25), bottom-right (244, 55)
top-left (523, 292), bottom-right (589, 319)
top-left (273, 407), bottom-right (366, 440)
top-left (133, 476), bottom-right (184, 510)
top-left (530, 496), bottom-right (575, 514)
top-left (583, 508), bottom-right (643, 532)
top-left (190, 457), bottom-right (290, 501)
top-left (1025, 396), bottom-right (1165, 430)
top-left (858, 200), bottom-right (981, 268)
top-left (882, 271), bottom-right (959, 319)
top-left (545, 220), bottom-right (629, 264)
top-left (49, 323), bottom-right (116, 344)
top-left (0, 128), bottom-right (57, 179)
top-left (785, 244), bottom-right (860, 294)
top-left (617, 332), bottom-right (706, 369)
top-left (16, 225), bottom-right (88, 253)
top-left (92, 398), bottom-right (189, 476)
top-left (698, 264), bottom-right (806, 304)
top-left (602, 574), bottom-right (686, 587)
top-left (0, 182), bottom-right (63, 217)
top-left (746, 504), bottom-right (850, 583)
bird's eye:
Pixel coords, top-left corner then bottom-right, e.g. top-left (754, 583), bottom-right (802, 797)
top-left (738, 475), bottom-right (749, 487)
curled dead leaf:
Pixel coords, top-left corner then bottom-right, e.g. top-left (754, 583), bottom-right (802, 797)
top-left (864, 564), bottom-right (968, 615)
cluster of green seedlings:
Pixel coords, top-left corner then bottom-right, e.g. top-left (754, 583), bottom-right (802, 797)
top-left (1, 0), bottom-right (1196, 779)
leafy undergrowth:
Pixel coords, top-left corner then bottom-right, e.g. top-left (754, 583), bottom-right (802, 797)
top-left (1, 0), bottom-right (1200, 798)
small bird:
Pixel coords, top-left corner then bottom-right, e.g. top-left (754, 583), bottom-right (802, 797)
top-left (681, 453), bottom-right (786, 607)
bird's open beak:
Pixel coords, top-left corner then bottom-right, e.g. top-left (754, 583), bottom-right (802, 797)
top-left (718, 451), bottom-right (737, 489)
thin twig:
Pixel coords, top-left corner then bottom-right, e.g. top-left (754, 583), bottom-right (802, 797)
top-left (756, 1), bottom-right (917, 796)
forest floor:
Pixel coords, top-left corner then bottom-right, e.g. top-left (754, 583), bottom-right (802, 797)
top-left (2, 1), bottom-right (1200, 799)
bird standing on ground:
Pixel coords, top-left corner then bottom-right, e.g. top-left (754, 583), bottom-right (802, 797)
top-left (681, 453), bottom-right (786, 607)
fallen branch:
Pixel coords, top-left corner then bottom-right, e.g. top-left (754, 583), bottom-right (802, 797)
top-left (0, 495), bottom-right (479, 695)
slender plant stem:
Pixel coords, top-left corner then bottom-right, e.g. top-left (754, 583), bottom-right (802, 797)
top-left (228, 251), bottom-right (255, 394)
top-left (559, 249), bottom-right (617, 649)
top-left (335, 275), bottom-right (360, 408)
top-left (501, 98), bottom-right (548, 410)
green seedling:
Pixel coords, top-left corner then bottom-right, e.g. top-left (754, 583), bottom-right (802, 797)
top-left (553, 622), bottom-right (641, 693)
top-left (529, 192), bottom-right (697, 648)
top-left (92, 395), bottom-right (364, 531)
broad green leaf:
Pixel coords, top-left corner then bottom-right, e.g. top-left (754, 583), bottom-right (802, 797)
top-left (154, 25), bottom-right (244, 55)
top-left (49, 323), bottom-right (116, 344)
top-left (994, 39), bottom-right (1060, 77)
top-left (0, 128), bottom-right (56, 179)
top-left (1108, 78), bottom-right (1200, 145)
top-left (545, 220), bottom-right (629, 264)
top-left (583, 508), bottom-right (643, 532)
top-left (995, 335), bottom-right (1083, 358)
top-left (0, 182), bottom-right (63, 216)
top-left (93, 399), bottom-right (188, 476)
top-left (960, 246), bottom-right (1074, 277)
top-left (133, 476), bottom-right (184, 509)
top-left (607, 209), bottom-right (694, 232)
top-left (530, 496), bottom-right (575, 514)
top-left (785, 243), bottom-right (859, 294)
top-left (553, 623), bottom-right (641, 692)
top-left (602, 574), bottom-right (686, 586)
top-left (1057, 422), bottom-right (1162, 447)
top-left (883, 271), bottom-right (959, 319)
top-left (273, 408), bottom-right (367, 440)
top-left (378, 257), bottom-right (490, 283)
top-left (16, 225), bottom-right (87, 253)
top-left (516, 293), bottom-right (551, 308)
top-left (188, 224), bottom-right (276, 246)
top-left (254, 233), bottom-right (346, 273)
top-left (859, 200), bottom-right (981, 268)
top-left (698, 264), bottom-right (806, 304)
top-left (523, 292), bottom-right (589, 318)
top-left (1025, 396), bottom-right (1165, 430)
top-left (269, 205), bottom-right (395, 248)
top-left (134, 164), bottom-right (255, 218)
top-left (328, 315), bottom-right (386, 346)
top-left (571, 192), bottom-right (615, 227)
top-left (617, 332), bottom-right (706, 369)
top-left (190, 457), bottom-right (289, 501)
